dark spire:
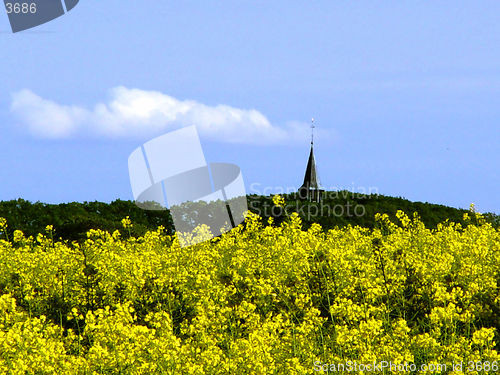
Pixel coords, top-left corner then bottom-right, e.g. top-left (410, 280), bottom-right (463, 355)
top-left (301, 144), bottom-right (324, 191)
top-left (299, 118), bottom-right (324, 202)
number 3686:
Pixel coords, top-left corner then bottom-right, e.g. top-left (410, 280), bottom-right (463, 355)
top-left (5, 3), bottom-right (36, 14)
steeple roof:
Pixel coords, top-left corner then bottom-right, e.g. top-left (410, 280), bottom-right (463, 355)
top-left (300, 144), bottom-right (324, 191)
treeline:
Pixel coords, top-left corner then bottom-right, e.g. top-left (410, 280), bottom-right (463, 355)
top-left (0, 199), bottom-right (175, 243)
top-left (249, 191), bottom-right (500, 231)
top-left (0, 191), bottom-right (498, 243)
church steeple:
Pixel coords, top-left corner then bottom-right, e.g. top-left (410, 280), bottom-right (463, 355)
top-left (299, 119), bottom-right (325, 202)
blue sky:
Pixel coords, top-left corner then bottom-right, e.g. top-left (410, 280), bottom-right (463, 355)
top-left (1, 1), bottom-right (499, 214)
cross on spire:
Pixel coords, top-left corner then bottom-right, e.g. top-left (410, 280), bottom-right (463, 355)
top-left (311, 118), bottom-right (314, 145)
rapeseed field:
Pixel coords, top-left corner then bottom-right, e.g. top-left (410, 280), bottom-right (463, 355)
top-left (0, 197), bottom-right (499, 374)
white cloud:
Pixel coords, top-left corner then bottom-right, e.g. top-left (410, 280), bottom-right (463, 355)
top-left (10, 87), bottom-right (327, 144)
top-left (11, 89), bottom-right (87, 139)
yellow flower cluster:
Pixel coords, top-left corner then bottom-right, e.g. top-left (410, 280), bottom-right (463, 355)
top-left (0, 208), bottom-right (499, 373)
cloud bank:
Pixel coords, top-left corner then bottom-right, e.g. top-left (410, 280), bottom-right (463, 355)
top-left (10, 87), bottom-right (319, 144)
